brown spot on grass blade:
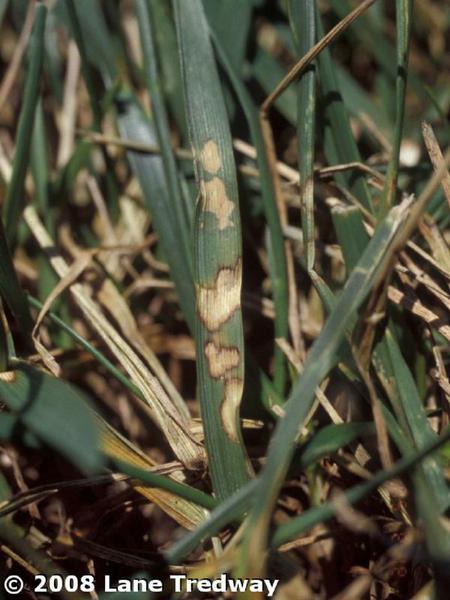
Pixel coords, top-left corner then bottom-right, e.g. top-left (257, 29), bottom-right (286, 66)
top-left (199, 139), bottom-right (221, 174)
top-left (220, 378), bottom-right (244, 443)
top-left (200, 177), bottom-right (234, 230)
top-left (196, 259), bottom-right (242, 331)
top-left (204, 342), bottom-right (240, 379)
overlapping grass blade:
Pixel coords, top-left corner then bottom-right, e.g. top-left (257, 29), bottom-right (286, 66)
top-left (115, 91), bottom-right (196, 329)
top-left (63, 0), bottom-right (119, 217)
top-left (315, 5), bottom-right (373, 212)
top-left (289, 0), bottom-right (317, 271)
top-left (380, 0), bottom-right (413, 214)
top-left (100, 420), bottom-right (208, 530)
top-left (272, 426), bottom-right (450, 549)
top-left (0, 222), bottom-right (33, 343)
top-left (24, 205), bottom-right (203, 470)
top-left (135, 0), bottom-right (192, 274)
top-left (203, 0), bottom-right (255, 74)
top-left (239, 199), bottom-right (409, 577)
top-left (333, 198), bottom-right (450, 590)
top-left (3, 2), bottom-right (46, 244)
top-left (174, 0), bottom-right (250, 499)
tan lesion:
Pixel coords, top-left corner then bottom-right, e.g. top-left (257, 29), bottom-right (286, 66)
top-left (199, 139), bottom-right (221, 174)
top-left (199, 177), bottom-right (234, 231)
top-left (196, 259), bottom-right (242, 331)
top-left (204, 341), bottom-right (240, 379)
top-left (0, 371), bottom-right (16, 382)
top-left (220, 378), bottom-right (244, 443)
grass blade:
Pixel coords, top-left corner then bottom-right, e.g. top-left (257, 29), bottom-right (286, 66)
top-left (3, 3), bottom-right (46, 244)
top-left (380, 0), bottom-right (414, 214)
top-left (135, 0), bottom-right (192, 275)
top-left (240, 198), bottom-right (410, 577)
top-left (174, 0), bottom-right (251, 499)
top-left (115, 91), bottom-right (196, 329)
top-left (315, 4), bottom-right (373, 212)
top-left (289, 0), bottom-right (317, 271)
top-left (0, 363), bottom-right (104, 473)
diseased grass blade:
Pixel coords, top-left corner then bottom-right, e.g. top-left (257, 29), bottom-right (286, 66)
top-left (289, 0), bottom-right (317, 271)
top-left (210, 31), bottom-right (288, 394)
top-left (115, 91), bottom-right (196, 330)
top-left (239, 198), bottom-right (410, 579)
top-left (3, 3), bottom-right (46, 245)
top-left (0, 363), bottom-right (104, 473)
top-left (174, 0), bottom-right (251, 499)
top-left (380, 0), bottom-right (414, 214)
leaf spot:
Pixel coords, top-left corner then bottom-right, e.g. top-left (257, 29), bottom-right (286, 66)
top-left (205, 342), bottom-right (240, 379)
top-left (196, 259), bottom-right (241, 331)
top-left (199, 139), bottom-right (221, 174)
top-left (200, 177), bottom-right (234, 230)
top-left (220, 378), bottom-right (244, 443)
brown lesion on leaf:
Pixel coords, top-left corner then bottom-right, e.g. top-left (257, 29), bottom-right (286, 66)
top-left (196, 259), bottom-right (242, 331)
top-left (205, 341), bottom-right (240, 379)
top-left (199, 177), bottom-right (234, 231)
top-left (199, 139), bottom-right (221, 174)
top-left (220, 377), bottom-right (244, 443)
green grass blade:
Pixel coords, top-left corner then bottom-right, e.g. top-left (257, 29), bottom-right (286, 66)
top-left (0, 223), bottom-right (33, 343)
top-left (289, 0), bottom-right (317, 271)
top-left (331, 204), bottom-right (370, 272)
top-left (3, 3), bottom-right (46, 245)
top-left (203, 0), bottom-right (255, 74)
top-left (62, 0), bottom-right (116, 87)
top-left (380, 0), bottom-right (413, 214)
top-left (333, 197), bottom-right (450, 588)
top-left (114, 459), bottom-right (216, 511)
top-left (174, 0), bottom-right (250, 499)
top-left (0, 0), bottom-right (8, 27)
top-left (272, 426), bottom-right (450, 549)
top-left (115, 91), bottom-right (196, 330)
top-left (240, 199), bottom-right (409, 571)
top-left (0, 363), bottom-right (104, 473)
top-left (150, 0), bottom-right (188, 139)
top-left (315, 5), bottom-right (373, 213)
top-left (135, 0), bottom-right (192, 270)
top-left (251, 48), bottom-right (297, 125)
